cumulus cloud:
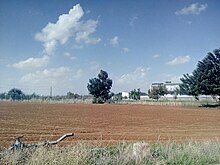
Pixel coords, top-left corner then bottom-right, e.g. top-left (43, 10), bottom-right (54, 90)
top-left (110, 36), bottom-right (119, 46)
top-left (64, 52), bottom-right (77, 60)
top-left (35, 4), bottom-right (100, 55)
top-left (153, 54), bottom-right (160, 58)
top-left (20, 67), bottom-right (71, 83)
top-left (75, 20), bottom-right (101, 45)
top-left (89, 62), bottom-right (100, 71)
top-left (167, 56), bottom-right (191, 65)
top-left (12, 56), bottom-right (49, 69)
top-left (188, 21), bottom-right (192, 25)
top-left (161, 74), bottom-right (182, 83)
top-left (75, 69), bottom-right (83, 79)
top-left (19, 67), bottom-right (84, 95)
top-left (122, 48), bottom-right (129, 53)
top-left (175, 3), bottom-right (207, 15)
top-left (129, 15), bottom-right (138, 27)
top-left (114, 67), bottom-right (150, 91)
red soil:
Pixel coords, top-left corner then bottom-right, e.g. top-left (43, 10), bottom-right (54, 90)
top-left (0, 102), bottom-right (219, 147)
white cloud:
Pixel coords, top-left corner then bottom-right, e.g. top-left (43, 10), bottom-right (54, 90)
top-left (187, 21), bottom-right (192, 25)
top-left (35, 4), bottom-right (100, 55)
top-left (122, 48), bottom-right (129, 53)
top-left (90, 62), bottom-right (100, 71)
top-left (153, 54), bottom-right (160, 58)
top-left (64, 52), bottom-right (71, 57)
top-left (64, 52), bottom-right (77, 60)
top-left (167, 55), bottom-right (191, 65)
top-left (12, 56), bottom-right (49, 69)
top-left (110, 36), bottom-right (119, 46)
top-left (161, 74), bottom-right (182, 83)
top-left (20, 67), bottom-right (71, 83)
top-left (75, 19), bottom-right (101, 45)
top-left (19, 67), bottom-right (84, 95)
top-left (129, 15), bottom-right (138, 27)
top-left (75, 69), bottom-right (83, 79)
top-left (114, 67), bottom-right (150, 92)
top-left (175, 3), bottom-right (207, 15)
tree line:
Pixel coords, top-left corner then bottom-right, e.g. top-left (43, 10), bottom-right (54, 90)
top-left (0, 88), bottom-right (91, 101)
top-left (88, 48), bottom-right (220, 103)
top-left (1, 48), bottom-right (219, 103)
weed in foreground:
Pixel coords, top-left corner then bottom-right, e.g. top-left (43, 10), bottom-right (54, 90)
top-left (0, 140), bottom-right (220, 165)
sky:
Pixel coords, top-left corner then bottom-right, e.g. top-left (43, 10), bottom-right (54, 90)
top-left (0, 0), bottom-right (219, 95)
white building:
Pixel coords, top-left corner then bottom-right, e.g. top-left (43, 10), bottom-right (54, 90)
top-left (140, 95), bottom-right (149, 100)
top-left (150, 81), bottom-right (181, 93)
top-left (122, 92), bottom-right (129, 98)
top-left (164, 81), bottom-right (181, 92)
top-left (149, 82), bottom-right (164, 91)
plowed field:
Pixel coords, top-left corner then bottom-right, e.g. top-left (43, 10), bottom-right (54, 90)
top-left (0, 102), bottom-right (220, 147)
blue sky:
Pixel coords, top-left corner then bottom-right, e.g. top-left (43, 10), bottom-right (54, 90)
top-left (0, 0), bottom-right (219, 95)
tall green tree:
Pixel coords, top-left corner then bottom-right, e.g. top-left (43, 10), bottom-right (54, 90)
top-left (180, 48), bottom-right (220, 100)
top-left (113, 92), bottom-right (122, 102)
top-left (87, 70), bottom-right (113, 103)
top-left (148, 85), bottom-right (168, 101)
top-left (129, 88), bottom-right (141, 100)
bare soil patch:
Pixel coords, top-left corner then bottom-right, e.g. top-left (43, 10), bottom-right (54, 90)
top-left (0, 102), bottom-right (219, 147)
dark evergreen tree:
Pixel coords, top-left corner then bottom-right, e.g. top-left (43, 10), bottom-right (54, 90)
top-left (180, 48), bottom-right (220, 101)
top-left (7, 88), bottom-right (25, 100)
top-left (87, 70), bottom-right (113, 103)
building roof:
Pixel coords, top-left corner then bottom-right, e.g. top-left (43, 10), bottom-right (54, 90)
top-left (151, 83), bottom-right (164, 86)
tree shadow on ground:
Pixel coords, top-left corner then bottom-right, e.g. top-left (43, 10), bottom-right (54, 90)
top-left (200, 104), bottom-right (220, 108)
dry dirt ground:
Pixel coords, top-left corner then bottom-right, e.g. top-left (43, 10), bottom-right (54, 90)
top-left (0, 101), bottom-right (220, 148)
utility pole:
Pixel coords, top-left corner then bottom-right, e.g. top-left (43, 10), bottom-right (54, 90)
top-left (50, 86), bottom-right (52, 98)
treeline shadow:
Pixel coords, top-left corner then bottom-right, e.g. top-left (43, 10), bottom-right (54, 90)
top-left (200, 104), bottom-right (220, 108)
